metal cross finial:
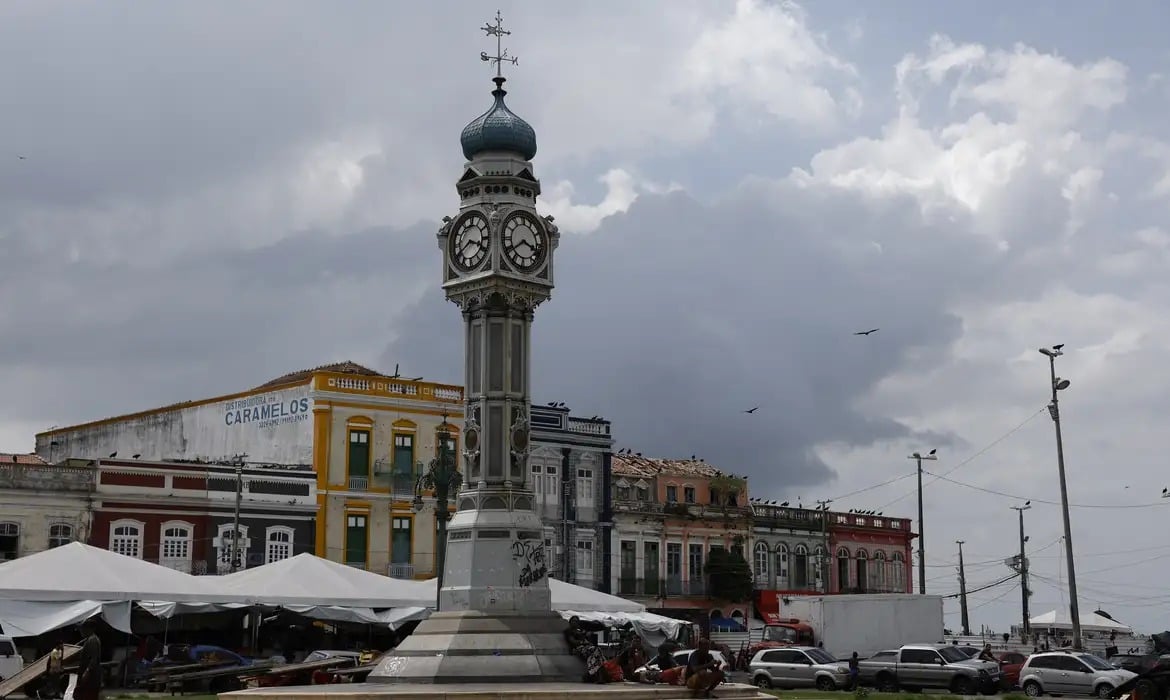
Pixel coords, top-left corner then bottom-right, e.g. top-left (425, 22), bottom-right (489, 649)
top-left (480, 10), bottom-right (518, 78)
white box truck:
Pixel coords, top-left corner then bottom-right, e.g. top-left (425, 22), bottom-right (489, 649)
top-left (771, 594), bottom-right (945, 661)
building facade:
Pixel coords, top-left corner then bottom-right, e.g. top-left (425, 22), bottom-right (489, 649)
top-left (827, 510), bottom-right (914, 594)
top-left (35, 362), bottom-right (613, 581)
top-left (89, 457), bottom-right (317, 573)
top-left (0, 454), bottom-right (93, 560)
top-left (750, 500), bottom-right (829, 594)
top-left (528, 405), bottom-right (613, 590)
top-left (610, 455), bottom-right (753, 624)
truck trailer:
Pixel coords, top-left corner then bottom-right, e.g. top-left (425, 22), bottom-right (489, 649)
top-left (774, 594), bottom-right (945, 660)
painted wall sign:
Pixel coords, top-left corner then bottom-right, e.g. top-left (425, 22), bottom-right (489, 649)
top-left (224, 393), bottom-right (311, 429)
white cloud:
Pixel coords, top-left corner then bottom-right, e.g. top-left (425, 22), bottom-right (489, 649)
top-left (538, 168), bottom-right (681, 234)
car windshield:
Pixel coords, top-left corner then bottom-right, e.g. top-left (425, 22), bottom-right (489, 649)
top-left (806, 649), bottom-right (836, 665)
top-left (763, 626), bottom-right (799, 643)
top-left (1081, 655), bottom-right (1114, 671)
top-left (939, 646), bottom-right (971, 663)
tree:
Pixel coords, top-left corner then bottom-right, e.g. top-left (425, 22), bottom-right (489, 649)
top-left (705, 546), bottom-right (753, 602)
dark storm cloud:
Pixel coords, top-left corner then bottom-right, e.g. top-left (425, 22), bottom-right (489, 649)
top-left (382, 184), bottom-right (1000, 492)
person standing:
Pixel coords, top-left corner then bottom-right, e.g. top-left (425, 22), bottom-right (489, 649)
top-left (74, 620), bottom-right (102, 700)
top-left (848, 652), bottom-right (860, 690)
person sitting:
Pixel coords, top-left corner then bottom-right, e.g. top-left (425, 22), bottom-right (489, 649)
top-left (685, 639), bottom-right (725, 698)
top-left (978, 644), bottom-right (996, 662)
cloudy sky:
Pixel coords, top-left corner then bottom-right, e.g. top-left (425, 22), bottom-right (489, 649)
top-left (4, 0), bottom-right (1170, 632)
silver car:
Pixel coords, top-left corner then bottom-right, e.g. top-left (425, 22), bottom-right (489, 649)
top-left (750, 646), bottom-right (851, 691)
top-left (1020, 651), bottom-right (1137, 698)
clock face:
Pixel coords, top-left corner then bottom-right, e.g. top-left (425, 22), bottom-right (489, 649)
top-left (502, 213), bottom-right (546, 271)
top-left (451, 213), bottom-right (489, 271)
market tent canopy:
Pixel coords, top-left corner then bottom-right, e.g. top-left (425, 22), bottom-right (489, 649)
top-left (1029, 609), bottom-right (1133, 632)
top-left (0, 542), bottom-right (215, 603)
top-left (399, 577), bottom-right (646, 613)
top-left (209, 553), bottom-right (430, 607)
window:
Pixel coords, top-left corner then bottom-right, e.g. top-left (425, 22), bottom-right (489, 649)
top-left (683, 486), bottom-right (696, 504)
top-left (710, 488), bottom-right (721, 505)
top-left (576, 468), bottom-right (594, 502)
top-left (348, 429), bottom-right (371, 486)
top-left (643, 541), bottom-right (659, 594)
top-left (903, 649), bottom-right (942, 664)
top-left (531, 464), bottom-right (544, 498)
top-left (266, 526), bottom-right (294, 563)
top-left (636, 485), bottom-right (649, 501)
top-left (873, 550), bottom-right (887, 590)
top-left (575, 539), bottom-right (594, 579)
top-left (109, 520), bottom-right (142, 559)
top-left (160, 521), bottom-right (193, 572)
top-left (856, 549), bottom-right (869, 592)
top-left (545, 465), bottom-right (558, 497)
top-left (48, 523), bottom-right (73, 549)
top-left (391, 517), bottom-right (412, 564)
top-left (791, 544), bottom-right (808, 589)
top-left (215, 523), bottom-right (250, 573)
top-left (346, 514), bottom-right (368, 567)
top-left (892, 551), bottom-right (906, 591)
top-left (753, 542), bottom-right (770, 583)
top-left (726, 490), bottom-right (738, 506)
top-left (0, 522), bottom-right (19, 560)
top-left (393, 433), bottom-right (414, 476)
top-left (836, 547), bottom-right (851, 591)
top-left (773, 543), bottom-right (789, 589)
top-left (687, 543), bottom-right (703, 582)
top-left (617, 485), bottom-right (631, 500)
top-left (666, 485), bottom-right (678, 503)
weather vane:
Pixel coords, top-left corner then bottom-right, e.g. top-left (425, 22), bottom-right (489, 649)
top-left (480, 10), bottom-right (518, 78)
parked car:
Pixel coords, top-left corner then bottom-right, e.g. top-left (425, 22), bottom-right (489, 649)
top-left (997, 651), bottom-right (1028, 689)
top-left (0, 635), bottom-right (21, 682)
top-left (633, 648), bottom-right (731, 677)
top-left (856, 643), bottom-right (1002, 695)
top-left (749, 646), bottom-right (850, 690)
top-left (1019, 650), bottom-right (1136, 698)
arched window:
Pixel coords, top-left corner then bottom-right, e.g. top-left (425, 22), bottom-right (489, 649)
top-left (856, 548), bottom-right (869, 593)
top-left (873, 551), bottom-right (888, 591)
top-left (836, 546), bottom-right (851, 592)
top-left (160, 521), bottom-right (193, 572)
top-left (791, 544), bottom-right (808, 589)
top-left (0, 522), bottom-right (20, 561)
top-left (265, 526), bottom-right (294, 563)
top-left (215, 523), bottom-right (251, 573)
top-left (48, 523), bottom-right (74, 549)
top-left (892, 551), bottom-right (906, 592)
top-left (775, 543), bottom-right (789, 590)
top-left (753, 541), bottom-right (770, 585)
top-left (109, 520), bottom-right (143, 559)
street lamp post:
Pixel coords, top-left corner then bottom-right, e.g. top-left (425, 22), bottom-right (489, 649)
top-left (1040, 344), bottom-right (1081, 650)
top-left (412, 414), bottom-right (461, 611)
top-left (908, 449), bottom-right (937, 594)
top-left (1011, 503), bottom-right (1032, 642)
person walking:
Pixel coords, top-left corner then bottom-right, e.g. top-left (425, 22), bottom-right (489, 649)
top-left (73, 620), bottom-right (102, 700)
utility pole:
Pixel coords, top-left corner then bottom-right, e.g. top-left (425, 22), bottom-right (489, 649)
top-left (816, 499), bottom-right (832, 592)
top-left (1012, 503), bottom-right (1033, 642)
top-left (956, 540), bottom-right (970, 636)
top-left (231, 462), bottom-right (243, 573)
top-left (908, 449), bottom-right (937, 594)
top-left (1040, 344), bottom-right (1081, 649)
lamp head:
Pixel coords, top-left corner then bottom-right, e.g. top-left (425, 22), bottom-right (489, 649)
top-left (1054, 377), bottom-right (1070, 391)
top-left (911, 452), bottom-right (921, 459)
top-left (1039, 346), bottom-right (1064, 358)
top-left (411, 495), bottom-right (424, 513)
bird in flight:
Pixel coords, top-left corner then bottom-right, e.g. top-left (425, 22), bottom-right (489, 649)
top-left (854, 328), bottom-right (880, 336)
top-left (743, 406), bottom-right (759, 414)
top-left (17, 155), bottom-right (26, 160)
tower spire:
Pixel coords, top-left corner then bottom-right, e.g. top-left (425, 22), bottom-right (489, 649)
top-left (480, 10), bottom-right (518, 88)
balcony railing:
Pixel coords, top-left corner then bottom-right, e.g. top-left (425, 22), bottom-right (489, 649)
top-left (390, 473), bottom-right (416, 498)
top-left (619, 576), bottom-right (707, 597)
top-left (348, 475), bottom-right (368, 491)
top-left (388, 563), bottom-right (414, 579)
top-left (345, 561), bottom-right (369, 570)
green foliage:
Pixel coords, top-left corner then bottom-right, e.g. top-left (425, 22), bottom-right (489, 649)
top-left (705, 545), bottom-right (753, 602)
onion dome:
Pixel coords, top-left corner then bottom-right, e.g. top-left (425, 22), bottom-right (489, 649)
top-left (459, 77), bottom-right (537, 161)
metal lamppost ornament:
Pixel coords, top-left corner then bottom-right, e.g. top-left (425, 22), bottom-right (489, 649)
top-left (412, 414), bottom-right (461, 611)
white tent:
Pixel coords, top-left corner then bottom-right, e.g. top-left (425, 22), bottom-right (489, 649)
top-left (1029, 609), bottom-right (1133, 632)
top-left (0, 542), bottom-right (215, 603)
top-left (209, 553), bottom-right (426, 608)
top-left (398, 576), bottom-right (646, 613)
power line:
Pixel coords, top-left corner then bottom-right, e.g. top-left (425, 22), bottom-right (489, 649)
top-left (829, 472), bottom-right (916, 502)
top-left (940, 572), bottom-right (1019, 599)
top-left (924, 471), bottom-right (1170, 509)
top-left (877, 407), bottom-right (1047, 510)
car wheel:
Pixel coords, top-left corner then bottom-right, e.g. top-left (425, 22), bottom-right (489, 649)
top-left (816, 676), bottom-right (837, 691)
top-left (1024, 680), bottom-right (1043, 697)
top-left (1095, 684), bottom-right (1114, 699)
top-left (754, 675), bottom-right (773, 689)
top-left (953, 676), bottom-right (976, 696)
top-left (875, 673), bottom-right (899, 692)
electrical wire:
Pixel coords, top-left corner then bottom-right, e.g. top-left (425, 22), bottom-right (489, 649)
top-left (941, 572), bottom-right (1019, 599)
top-left (924, 470), bottom-right (1170, 509)
top-left (877, 407), bottom-right (1047, 510)
top-left (829, 472), bottom-right (917, 502)
top-left (969, 580), bottom-right (1021, 611)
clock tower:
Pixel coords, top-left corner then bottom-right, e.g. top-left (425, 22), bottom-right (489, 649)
top-left (369, 13), bottom-right (579, 684)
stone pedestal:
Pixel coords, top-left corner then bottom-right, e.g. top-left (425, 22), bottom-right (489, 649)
top-left (367, 610), bottom-right (582, 684)
top-left (225, 682), bottom-right (772, 700)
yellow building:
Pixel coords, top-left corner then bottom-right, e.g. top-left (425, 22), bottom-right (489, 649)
top-left (35, 361), bottom-right (463, 579)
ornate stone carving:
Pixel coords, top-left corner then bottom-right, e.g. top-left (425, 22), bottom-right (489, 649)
top-left (462, 410), bottom-right (481, 473)
top-left (509, 405), bottom-right (531, 467)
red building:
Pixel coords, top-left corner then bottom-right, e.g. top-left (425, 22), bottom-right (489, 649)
top-left (89, 458), bottom-right (317, 574)
top-left (827, 510), bottom-right (915, 594)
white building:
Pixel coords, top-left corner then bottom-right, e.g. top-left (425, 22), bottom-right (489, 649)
top-left (0, 454), bottom-right (93, 560)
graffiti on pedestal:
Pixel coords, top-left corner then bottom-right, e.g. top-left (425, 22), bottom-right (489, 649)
top-left (511, 538), bottom-right (548, 588)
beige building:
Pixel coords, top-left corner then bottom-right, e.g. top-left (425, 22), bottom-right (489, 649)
top-left (0, 454), bottom-right (94, 560)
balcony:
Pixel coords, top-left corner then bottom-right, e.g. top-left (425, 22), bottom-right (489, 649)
top-left (389, 552), bottom-right (435, 579)
top-left (619, 576), bottom-right (707, 597)
top-left (388, 563), bottom-right (414, 579)
top-left (348, 475), bottom-right (369, 491)
top-left (390, 473), bottom-right (416, 498)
